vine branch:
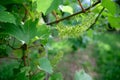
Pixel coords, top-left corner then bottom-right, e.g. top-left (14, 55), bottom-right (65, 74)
top-left (47, 0), bottom-right (100, 25)
top-left (52, 10), bottom-right (59, 20)
top-left (77, 0), bottom-right (85, 12)
top-left (93, 7), bottom-right (105, 25)
top-left (21, 44), bottom-right (27, 66)
top-left (22, 3), bottom-right (33, 20)
top-left (87, 7), bottom-right (105, 30)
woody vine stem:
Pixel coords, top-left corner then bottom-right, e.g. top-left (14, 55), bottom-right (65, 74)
top-left (47, 0), bottom-right (101, 25)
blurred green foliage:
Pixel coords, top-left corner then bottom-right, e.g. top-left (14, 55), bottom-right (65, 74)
top-left (93, 32), bottom-right (120, 80)
top-left (0, 60), bottom-right (19, 80)
top-left (0, 0), bottom-right (120, 80)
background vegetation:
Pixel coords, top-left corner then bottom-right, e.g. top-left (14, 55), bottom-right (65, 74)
top-left (0, 0), bottom-right (120, 80)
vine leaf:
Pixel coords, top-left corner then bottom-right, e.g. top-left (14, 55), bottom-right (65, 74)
top-left (15, 71), bottom-right (29, 80)
top-left (0, 20), bottom-right (38, 43)
top-left (45, 0), bottom-right (62, 15)
top-left (37, 0), bottom-right (53, 14)
top-left (36, 0), bottom-right (62, 15)
top-left (31, 72), bottom-right (45, 80)
top-left (108, 15), bottom-right (120, 28)
top-left (0, 11), bottom-right (16, 24)
top-left (101, 0), bottom-right (117, 15)
top-left (37, 24), bottom-right (50, 39)
top-left (49, 73), bottom-right (63, 80)
top-left (0, 0), bottom-right (25, 5)
top-left (23, 19), bottom-right (38, 43)
top-left (0, 19), bottom-right (50, 43)
top-left (38, 57), bottom-right (53, 74)
top-left (74, 70), bottom-right (92, 80)
top-left (0, 23), bottom-right (24, 42)
top-left (59, 5), bottom-right (73, 14)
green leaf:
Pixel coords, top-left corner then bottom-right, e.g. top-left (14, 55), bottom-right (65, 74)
top-left (37, 0), bottom-right (61, 14)
top-left (101, 0), bottom-right (117, 15)
top-left (74, 70), bottom-right (92, 80)
top-left (37, 24), bottom-right (50, 39)
top-left (15, 71), bottom-right (29, 80)
top-left (31, 72), bottom-right (45, 80)
top-left (0, 5), bottom-right (6, 11)
top-left (0, 0), bottom-right (26, 5)
top-left (20, 66), bottom-right (31, 75)
top-left (23, 19), bottom-right (38, 43)
top-left (0, 11), bottom-right (16, 24)
top-left (108, 15), bottom-right (120, 28)
top-left (49, 73), bottom-right (63, 80)
top-left (39, 57), bottom-right (53, 74)
top-left (0, 61), bottom-right (19, 80)
top-left (45, 0), bottom-right (62, 15)
top-left (0, 19), bottom-right (50, 44)
top-left (0, 23), bottom-right (24, 42)
top-left (0, 19), bottom-right (38, 43)
top-left (37, 0), bottom-right (53, 14)
top-left (59, 5), bottom-right (73, 14)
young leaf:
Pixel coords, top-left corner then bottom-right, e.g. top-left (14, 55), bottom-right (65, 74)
top-left (74, 70), bottom-right (92, 80)
top-left (0, 19), bottom-right (38, 43)
top-left (37, 0), bottom-right (54, 14)
top-left (31, 72), bottom-right (45, 80)
top-left (37, 0), bottom-right (62, 15)
top-left (45, 0), bottom-right (62, 15)
top-left (59, 5), bottom-right (73, 14)
top-left (108, 15), bottom-right (120, 28)
top-left (0, 11), bottom-right (16, 24)
top-left (0, 23), bottom-right (24, 42)
top-left (0, 0), bottom-right (25, 5)
top-left (49, 73), bottom-right (63, 80)
top-left (23, 19), bottom-right (38, 43)
top-left (15, 71), bottom-right (29, 80)
top-left (101, 0), bottom-right (117, 15)
top-left (37, 24), bottom-right (50, 39)
top-left (38, 57), bottom-right (53, 74)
